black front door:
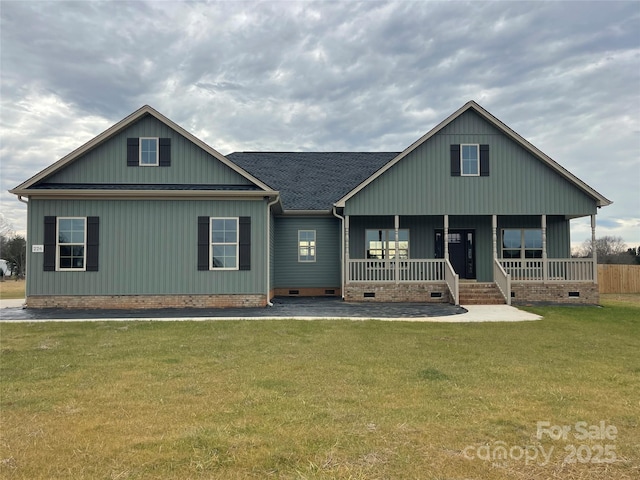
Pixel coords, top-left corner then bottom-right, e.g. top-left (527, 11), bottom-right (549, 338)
top-left (435, 229), bottom-right (476, 279)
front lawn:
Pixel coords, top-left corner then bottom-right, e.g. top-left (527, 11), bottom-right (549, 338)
top-left (0, 297), bottom-right (638, 479)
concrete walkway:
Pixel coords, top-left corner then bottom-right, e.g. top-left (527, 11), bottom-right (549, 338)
top-left (0, 297), bottom-right (541, 323)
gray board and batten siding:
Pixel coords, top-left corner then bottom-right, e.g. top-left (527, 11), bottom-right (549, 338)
top-left (344, 109), bottom-right (598, 217)
top-left (43, 114), bottom-right (254, 187)
top-left (27, 199), bottom-right (268, 297)
top-left (273, 216), bottom-right (341, 289)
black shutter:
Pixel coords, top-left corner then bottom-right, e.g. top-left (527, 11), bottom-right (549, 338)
top-left (43, 216), bottom-right (56, 271)
top-left (239, 216), bottom-right (251, 271)
top-left (86, 217), bottom-right (99, 271)
top-left (159, 138), bottom-right (171, 166)
top-left (197, 216), bottom-right (209, 271)
top-left (450, 144), bottom-right (461, 176)
top-left (480, 144), bottom-right (490, 176)
top-left (127, 138), bottom-right (139, 166)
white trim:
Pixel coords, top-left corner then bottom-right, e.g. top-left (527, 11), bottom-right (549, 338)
top-left (139, 137), bottom-right (159, 166)
top-left (56, 217), bottom-right (87, 271)
top-left (460, 143), bottom-right (480, 176)
top-left (297, 229), bottom-right (316, 263)
top-left (210, 217), bottom-right (239, 270)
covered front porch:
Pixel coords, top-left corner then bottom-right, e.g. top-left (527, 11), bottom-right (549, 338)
top-left (341, 214), bottom-right (599, 305)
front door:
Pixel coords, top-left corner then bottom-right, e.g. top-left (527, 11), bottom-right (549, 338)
top-left (435, 229), bottom-right (476, 279)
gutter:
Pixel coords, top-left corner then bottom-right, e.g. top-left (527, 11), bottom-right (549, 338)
top-left (332, 206), bottom-right (345, 300)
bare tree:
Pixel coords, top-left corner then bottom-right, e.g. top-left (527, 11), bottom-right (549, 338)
top-left (0, 213), bottom-right (14, 239)
top-left (577, 236), bottom-right (633, 264)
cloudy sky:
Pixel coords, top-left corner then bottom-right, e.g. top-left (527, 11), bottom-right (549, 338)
top-left (1, 0), bottom-right (639, 247)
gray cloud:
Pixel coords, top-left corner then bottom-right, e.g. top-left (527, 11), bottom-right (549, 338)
top-left (1, 0), bottom-right (639, 245)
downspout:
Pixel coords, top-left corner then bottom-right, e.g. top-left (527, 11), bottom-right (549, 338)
top-left (332, 206), bottom-right (345, 300)
top-left (265, 194), bottom-right (280, 307)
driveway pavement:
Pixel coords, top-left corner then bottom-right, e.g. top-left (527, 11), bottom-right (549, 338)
top-left (0, 297), bottom-right (541, 322)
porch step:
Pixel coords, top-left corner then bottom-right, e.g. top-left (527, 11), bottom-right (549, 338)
top-left (458, 282), bottom-right (506, 305)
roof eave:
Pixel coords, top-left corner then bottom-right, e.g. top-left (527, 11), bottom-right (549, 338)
top-left (9, 188), bottom-right (280, 200)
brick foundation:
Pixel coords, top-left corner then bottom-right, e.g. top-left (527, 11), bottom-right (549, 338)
top-left (344, 283), bottom-right (450, 303)
top-left (510, 283), bottom-right (600, 305)
top-left (26, 294), bottom-right (268, 309)
top-left (273, 287), bottom-right (341, 297)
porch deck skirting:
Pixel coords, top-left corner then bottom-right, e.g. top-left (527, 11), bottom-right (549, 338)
top-left (344, 282), bottom-right (451, 303)
top-left (510, 283), bottom-right (599, 305)
top-left (26, 294), bottom-right (268, 309)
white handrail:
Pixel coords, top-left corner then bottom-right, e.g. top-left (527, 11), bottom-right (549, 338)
top-left (493, 258), bottom-right (511, 305)
top-left (444, 259), bottom-right (459, 306)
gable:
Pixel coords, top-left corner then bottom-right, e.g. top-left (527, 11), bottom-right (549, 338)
top-left (344, 108), bottom-right (601, 217)
top-left (39, 114), bottom-right (253, 187)
top-left (340, 102), bottom-right (610, 214)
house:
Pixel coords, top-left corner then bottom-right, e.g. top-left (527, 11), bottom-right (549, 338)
top-left (10, 101), bottom-right (611, 308)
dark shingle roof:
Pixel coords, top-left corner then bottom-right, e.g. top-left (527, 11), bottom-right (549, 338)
top-left (227, 152), bottom-right (399, 210)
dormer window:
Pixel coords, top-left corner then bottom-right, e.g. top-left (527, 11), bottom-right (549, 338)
top-left (139, 138), bottom-right (158, 166)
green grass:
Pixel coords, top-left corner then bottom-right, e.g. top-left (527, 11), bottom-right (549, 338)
top-left (0, 279), bottom-right (25, 300)
top-left (1, 297), bottom-right (639, 479)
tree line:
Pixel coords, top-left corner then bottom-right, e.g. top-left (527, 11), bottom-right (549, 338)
top-left (572, 235), bottom-right (640, 265)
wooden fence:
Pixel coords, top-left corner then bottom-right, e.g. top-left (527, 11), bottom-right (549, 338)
top-left (598, 265), bottom-right (640, 293)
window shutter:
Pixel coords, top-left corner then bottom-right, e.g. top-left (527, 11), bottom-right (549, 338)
top-left (480, 144), bottom-right (490, 176)
top-left (86, 217), bottom-right (99, 271)
top-left (159, 138), bottom-right (171, 166)
top-left (43, 216), bottom-right (56, 271)
top-left (197, 216), bottom-right (209, 270)
top-left (127, 138), bottom-right (139, 166)
top-left (450, 144), bottom-right (461, 176)
top-left (239, 216), bottom-right (251, 271)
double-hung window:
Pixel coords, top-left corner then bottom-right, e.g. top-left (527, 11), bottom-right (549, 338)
top-left (502, 229), bottom-right (543, 259)
top-left (139, 138), bottom-right (159, 166)
top-left (366, 229), bottom-right (409, 259)
top-left (461, 144), bottom-right (479, 176)
top-left (211, 218), bottom-right (238, 269)
top-left (57, 217), bottom-right (86, 270)
top-left (298, 230), bottom-right (316, 262)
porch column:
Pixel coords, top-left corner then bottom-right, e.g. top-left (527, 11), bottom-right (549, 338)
top-left (591, 214), bottom-right (598, 283)
top-left (345, 216), bottom-right (350, 283)
top-left (492, 215), bottom-right (498, 259)
top-left (541, 214), bottom-right (547, 281)
top-left (444, 214), bottom-right (449, 260)
top-left (394, 215), bottom-right (400, 283)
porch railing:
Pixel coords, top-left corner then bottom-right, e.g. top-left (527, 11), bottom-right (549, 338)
top-left (493, 258), bottom-right (511, 305)
top-left (499, 258), bottom-right (595, 282)
top-left (348, 259), bottom-right (445, 283)
top-left (444, 259), bottom-right (459, 306)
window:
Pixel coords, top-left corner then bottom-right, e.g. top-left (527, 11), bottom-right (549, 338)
top-left (461, 144), bottom-right (479, 176)
top-left (451, 144), bottom-right (489, 176)
top-left (298, 230), bottom-right (316, 262)
top-left (57, 217), bottom-right (86, 270)
top-left (211, 218), bottom-right (238, 269)
top-left (198, 216), bottom-right (250, 271)
top-left (127, 138), bottom-right (171, 167)
top-left (366, 229), bottom-right (409, 259)
top-left (502, 229), bottom-right (543, 259)
top-left (139, 138), bottom-right (158, 166)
